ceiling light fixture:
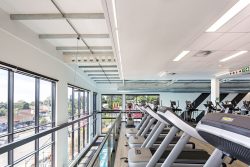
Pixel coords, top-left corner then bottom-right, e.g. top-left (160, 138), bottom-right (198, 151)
top-left (112, 0), bottom-right (118, 28)
top-left (206, 0), bottom-right (250, 32)
top-left (173, 51), bottom-right (190, 61)
top-left (110, 0), bottom-right (124, 79)
top-left (220, 51), bottom-right (248, 62)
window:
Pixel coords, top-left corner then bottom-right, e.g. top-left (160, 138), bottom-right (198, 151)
top-left (0, 69), bottom-right (8, 167)
top-left (101, 95), bottom-right (122, 133)
top-left (93, 92), bottom-right (97, 137)
top-left (125, 94), bottom-right (159, 120)
top-left (67, 85), bottom-right (90, 163)
top-left (0, 65), bottom-right (56, 167)
top-left (125, 94), bottom-right (160, 110)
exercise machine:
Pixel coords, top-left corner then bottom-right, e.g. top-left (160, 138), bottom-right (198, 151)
top-left (128, 106), bottom-right (195, 149)
top-left (128, 108), bottom-right (210, 167)
top-left (197, 113), bottom-right (250, 166)
top-left (203, 101), bottom-right (216, 114)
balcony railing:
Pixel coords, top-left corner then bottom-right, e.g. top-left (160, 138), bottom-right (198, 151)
top-left (87, 112), bottom-right (121, 167)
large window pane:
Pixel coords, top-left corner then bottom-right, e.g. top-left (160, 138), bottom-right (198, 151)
top-left (68, 88), bottom-right (73, 119)
top-left (14, 73), bottom-right (35, 136)
top-left (39, 145), bottom-right (52, 167)
top-left (74, 129), bottom-right (79, 157)
top-left (14, 154), bottom-right (35, 167)
top-left (68, 126), bottom-right (73, 162)
top-left (0, 69), bottom-right (8, 167)
top-left (80, 126), bottom-right (84, 150)
top-left (0, 69), bottom-right (8, 136)
top-left (39, 80), bottom-right (52, 131)
top-left (74, 90), bottom-right (79, 118)
top-left (14, 141), bottom-right (35, 163)
top-left (102, 95), bottom-right (111, 110)
top-left (0, 152), bottom-right (7, 167)
top-left (80, 92), bottom-right (84, 116)
top-left (39, 134), bottom-right (53, 167)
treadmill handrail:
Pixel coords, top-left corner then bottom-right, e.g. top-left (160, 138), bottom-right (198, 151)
top-left (158, 110), bottom-right (206, 142)
top-left (144, 107), bottom-right (169, 124)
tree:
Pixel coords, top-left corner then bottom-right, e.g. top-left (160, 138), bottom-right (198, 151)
top-left (40, 117), bottom-right (48, 125)
top-left (0, 108), bottom-right (7, 116)
top-left (23, 102), bottom-right (30, 109)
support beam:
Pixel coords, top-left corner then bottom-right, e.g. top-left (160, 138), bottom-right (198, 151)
top-left (90, 77), bottom-right (120, 79)
top-left (10, 13), bottom-right (105, 20)
top-left (84, 70), bottom-right (118, 73)
top-left (63, 51), bottom-right (113, 56)
top-left (88, 74), bottom-right (119, 76)
top-left (211, 78), bottom-right (220, 103)
top-left (79, 65), bottom-right (117, 68)
top-left (57, 46), bottom-right (112, 51)
top-left (39, 34), bottom-right (109, 39)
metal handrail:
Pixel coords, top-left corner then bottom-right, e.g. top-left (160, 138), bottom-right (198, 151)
top-left (87, 112), bottom-right (121, 167)
top-left (0, 113), bottom-right (97, 154)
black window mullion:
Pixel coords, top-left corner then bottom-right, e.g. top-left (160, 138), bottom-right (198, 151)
top-left (8, 70), bottom-right (14, 166)
top-left (78, 92), bottom-right (80, 153)
top-left (51, 82), bottom-right (56, 167)
top-left (83, 91), bottom-right (85, 115)
top-left (87, 91), bottom-right (89, 144)
top-left (35, 78), bottom-right (40, 167)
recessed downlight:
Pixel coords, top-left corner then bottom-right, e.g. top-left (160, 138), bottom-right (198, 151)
top-left (173, 51), bottom-right (190, 61)
top-left (220, 51), bottom-right (248, 62)
top-left (206, 0), bottom-right (250, 32)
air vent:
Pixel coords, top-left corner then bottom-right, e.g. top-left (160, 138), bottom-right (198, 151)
top-left (168, 72), bottom-right (176, 75)
top-left (193, 50), bottom-right (213, 57)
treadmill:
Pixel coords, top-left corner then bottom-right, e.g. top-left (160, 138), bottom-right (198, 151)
top-left (196, 113), bottom-right (250, 166)
top-left (126, 105), bottom-right (169, 138)
top-left (128, 108), bottom-right (210, 167)
top-left (128, 106), bottom-right (195, 149)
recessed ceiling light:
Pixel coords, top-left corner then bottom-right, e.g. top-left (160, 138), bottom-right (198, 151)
top-left (206, 0), bottom-right (250, 32)
top-left (173, 51), bottom-right (190, 61)
top-left (112, 0), bottom-right (118, 28)
top-left (220, 51), bottom-right (248, 62)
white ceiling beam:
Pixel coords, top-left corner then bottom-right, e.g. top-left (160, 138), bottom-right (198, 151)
top-left (84, 70), bottom-right (118, 73)
top-left (63, 51), bottom-right (113, 56)
top-left (10, 13), bottom-right (105, 20)
top-left (91, 77), bottom-right (120, 79)
top-left (79, 65), bottom-right (117, 68)
top-left (57, 46), bottom-right (112, 51)
top-left (39, 34), bottom-right (109, 39)
top-left (88, 74), bottom-right (119, 76)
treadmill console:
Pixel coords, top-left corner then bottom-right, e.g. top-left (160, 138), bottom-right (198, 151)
top-left (198, 113), bottom-right (250, 165)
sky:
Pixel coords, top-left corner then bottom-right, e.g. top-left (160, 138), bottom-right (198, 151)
top-left (0, 69), bottom-right (52, 103)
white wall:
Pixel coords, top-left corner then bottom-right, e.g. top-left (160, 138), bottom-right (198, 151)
top-left (0, 9), bottom-right (97, 167)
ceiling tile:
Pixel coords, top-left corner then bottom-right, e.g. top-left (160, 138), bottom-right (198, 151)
top-left (222, 33), bottom-right (250, 50)
top-left (187, 33), bottom-right (223, 50)
top-left (204, 33), bottom-right (244, 50)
